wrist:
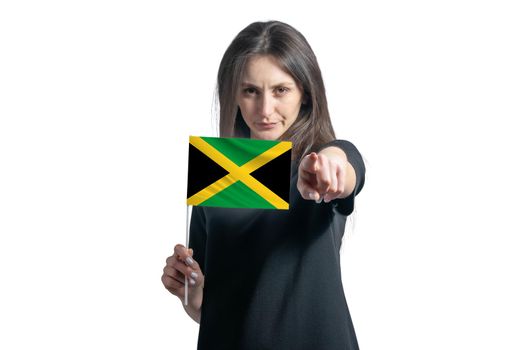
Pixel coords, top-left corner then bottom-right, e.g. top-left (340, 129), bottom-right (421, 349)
top-left (179, 285), bottom-right (204, 309)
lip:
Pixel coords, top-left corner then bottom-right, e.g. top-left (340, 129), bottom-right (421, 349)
top-left (255, 122), bottom-right (278, 130)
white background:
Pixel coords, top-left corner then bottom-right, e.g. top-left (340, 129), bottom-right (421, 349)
top-left (1, 1), bottom-right (524, 349)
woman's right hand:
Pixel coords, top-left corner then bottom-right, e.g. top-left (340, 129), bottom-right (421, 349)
top-left (162, 244), bottom-right (205, 303)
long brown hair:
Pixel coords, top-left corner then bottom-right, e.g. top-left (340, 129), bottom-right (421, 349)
top-left (216, 21), bottom-right (336, 160)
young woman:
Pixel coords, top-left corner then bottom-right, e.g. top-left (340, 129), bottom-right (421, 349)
top-left (162, 20), bottom-right (366, 349)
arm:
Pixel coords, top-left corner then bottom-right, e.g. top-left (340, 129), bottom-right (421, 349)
top-left (181, 294), bottom-right (203, 323)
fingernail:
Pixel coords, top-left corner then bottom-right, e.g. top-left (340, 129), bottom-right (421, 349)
top-left (185, 257), bottom-right (194, 265)
top-left (189, 278), bottom-right (196, 285)
top-left (316, 196), bottom-right (323, 204)
top-left (191, 272), bottom-right (198, 279)
top-left (308, 192), bottom-right (315, 200)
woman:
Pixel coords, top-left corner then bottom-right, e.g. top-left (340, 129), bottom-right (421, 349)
top-left (162, 20), bottom-right (365, 349)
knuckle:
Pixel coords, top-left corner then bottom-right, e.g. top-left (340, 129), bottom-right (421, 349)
top-left (320, 178), bottom-right (330, 187)
top-left (171, 266), bottom-right (179, 276)
top-left (161, 275), bottom-right (169, 286)
top-left (165, 280), bottom-right (176, 289)
top-left (174, 260), bottom-right (185, 271)
top-left (165, 266), bottom-right (175, 277)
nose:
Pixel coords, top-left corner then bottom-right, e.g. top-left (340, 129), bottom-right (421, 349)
top-left (259, 92), bottom-right (275, 118)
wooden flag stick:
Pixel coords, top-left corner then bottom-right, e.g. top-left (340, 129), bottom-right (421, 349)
top-left (184, 205), bottom-right (191, 306)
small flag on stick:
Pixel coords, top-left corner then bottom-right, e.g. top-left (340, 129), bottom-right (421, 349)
top-left (186, 136), bottom-right (292, 210)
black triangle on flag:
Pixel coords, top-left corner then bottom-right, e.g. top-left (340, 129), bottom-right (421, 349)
top-left (187, 143), bottom-right (230, 198)
top-left (250, 148), bottom-right (291, 203)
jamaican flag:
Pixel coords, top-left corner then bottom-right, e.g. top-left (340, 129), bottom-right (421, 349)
top-left (186, 136), bottom-right (292, 210)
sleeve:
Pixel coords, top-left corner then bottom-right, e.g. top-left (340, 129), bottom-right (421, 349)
top-left (188, 206), bottom-right (207, 273)
top-left (318, 139), bottom-right (366, 216)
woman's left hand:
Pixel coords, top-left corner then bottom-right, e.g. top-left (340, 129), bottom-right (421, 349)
top-left (297, 147), bottom-right (356, 203)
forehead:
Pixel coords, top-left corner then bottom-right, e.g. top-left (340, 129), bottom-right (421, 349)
top-left (241, 55), bottom-right (296, 84)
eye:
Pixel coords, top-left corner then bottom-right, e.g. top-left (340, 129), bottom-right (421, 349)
top-left (275, 87), bottom-right (289, 96)
top-left (243, 87), bottom-right (258, 95)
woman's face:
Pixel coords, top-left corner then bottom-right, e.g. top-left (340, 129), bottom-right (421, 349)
top-left (236, 55), bottom-right (303, 140)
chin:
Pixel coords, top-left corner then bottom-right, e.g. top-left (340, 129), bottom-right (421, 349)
top-left (251, 131), bottom-right (283, 141)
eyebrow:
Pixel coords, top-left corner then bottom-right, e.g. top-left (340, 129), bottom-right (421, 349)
top-left (240, 82), bottom-right (295, 89)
